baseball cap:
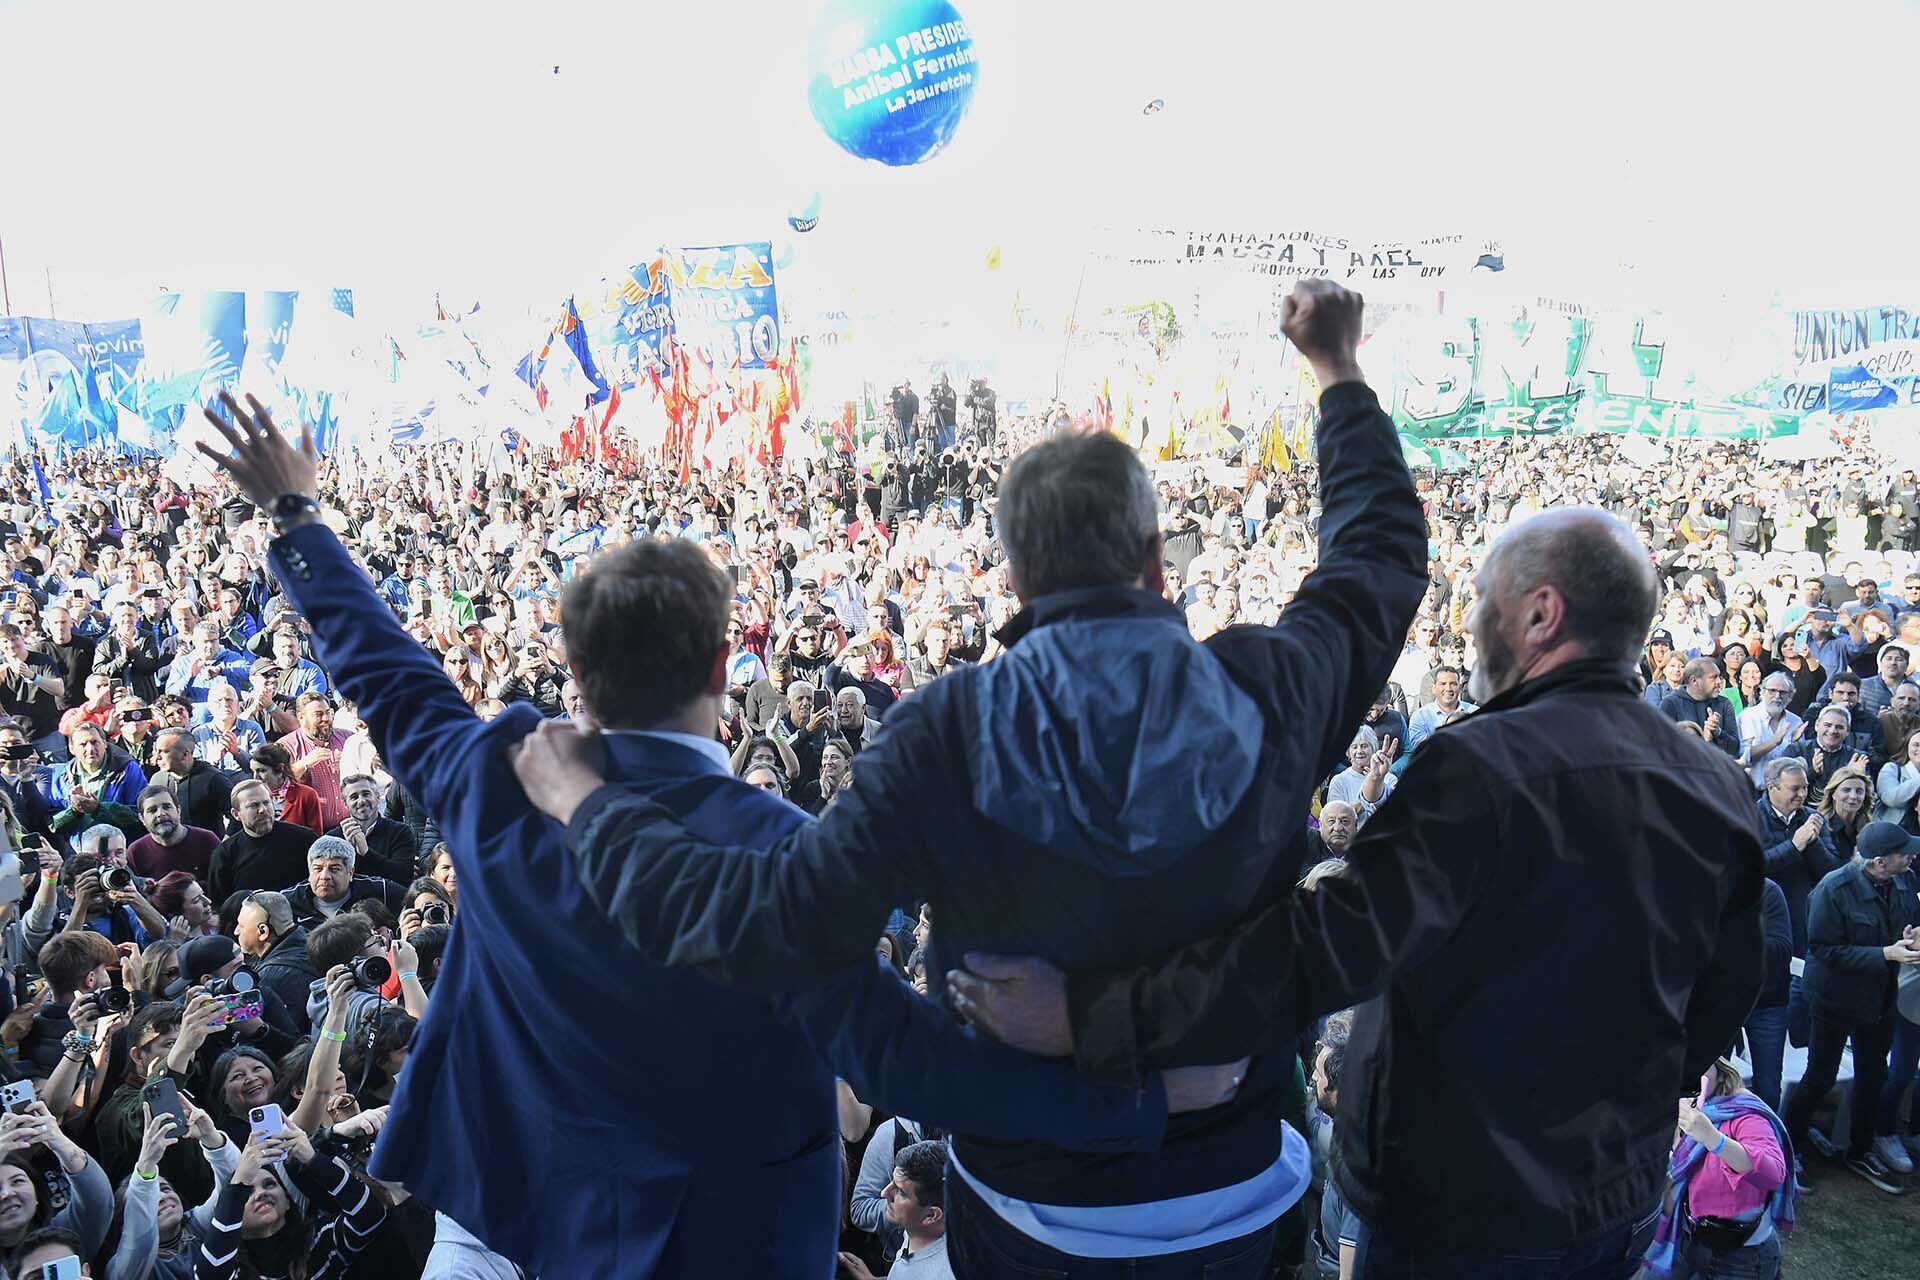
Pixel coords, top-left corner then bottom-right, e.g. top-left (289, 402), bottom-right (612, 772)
top-left (175, 935), bottom-right (240, 991)
top-left (1856, 821), bottom-right (1920, 861)
top-left (1648, 629), bottom-right (1674, 646)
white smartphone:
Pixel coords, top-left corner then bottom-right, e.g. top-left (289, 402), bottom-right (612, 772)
top-left (248, 1103), bottom-right (286, 1161)
top-left (0, 1079), bottom-right (35, 1115)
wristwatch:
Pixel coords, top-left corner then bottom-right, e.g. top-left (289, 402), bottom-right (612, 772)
top-left (269, 493), bottom-right (323, 534)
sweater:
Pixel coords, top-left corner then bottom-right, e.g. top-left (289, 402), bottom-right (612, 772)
top-left (207, 822), bottom-right (317, 902)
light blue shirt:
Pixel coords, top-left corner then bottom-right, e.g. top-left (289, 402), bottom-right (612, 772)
top-left (948, 1123), bottom-right (1310, 1258)
top-left (1407, 700), bottom-right (1475, 753)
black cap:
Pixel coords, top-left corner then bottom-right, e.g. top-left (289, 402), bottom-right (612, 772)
top-left (1857, 821), bottom-right (1920, 861)
top-left (177, 935), bottom-right (239, 987)
top-left (1649, 629), bottom-right (1674, 646)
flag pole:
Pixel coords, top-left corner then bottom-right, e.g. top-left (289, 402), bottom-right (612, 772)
top-left (0, 232), bottom-right (11, 316)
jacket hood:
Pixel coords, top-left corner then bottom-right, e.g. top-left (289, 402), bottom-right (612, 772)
top-left (969, 592), bottom-right (1260, 873)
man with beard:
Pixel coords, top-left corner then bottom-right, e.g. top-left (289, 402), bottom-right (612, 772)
top-left (326, 772), bottom-right (419, 883)
top-left (127, 784), bottom-right (219, 881)
top-left (148, 727), bottom-right (232, 836)
top-left (952, 508), bottom-right (1764, 1279)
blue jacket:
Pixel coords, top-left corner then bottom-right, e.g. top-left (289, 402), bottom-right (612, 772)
top-left (266, 524), bottom-right (1168, 1279)
top-left (553, 382), bottom-right (1430, 1210)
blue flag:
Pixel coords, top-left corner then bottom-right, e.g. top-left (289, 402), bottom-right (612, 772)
top-left (30, 458), bottom-right (52, 509)
top-left (562, 298), bottom-right (611, 405)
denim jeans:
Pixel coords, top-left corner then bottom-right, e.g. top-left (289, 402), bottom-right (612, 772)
top-left (1671, 1234), bottom-right (1780, 1280)
top-left (1744, 1002), bottom-right (1790, 1113)
top-left (1351, 1205), bottom-right (1659, 1280)
top-left (945, 1172), bottom-right (1278, 1279)
top-left (1875, 1014), bottom-right (1920, 1140)
top-left (1783, 1005), bottom-right (1897, 1159)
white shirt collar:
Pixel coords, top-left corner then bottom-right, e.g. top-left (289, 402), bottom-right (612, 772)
top-left (600, 728), bottom-right (732, 775)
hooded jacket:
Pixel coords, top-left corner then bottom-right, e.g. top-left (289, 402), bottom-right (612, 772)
top-left (562, 382), bottom-right (1429, 1209)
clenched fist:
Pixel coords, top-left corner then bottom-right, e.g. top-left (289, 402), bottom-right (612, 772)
top-left (1280, 280), bottom-right (1366, 388)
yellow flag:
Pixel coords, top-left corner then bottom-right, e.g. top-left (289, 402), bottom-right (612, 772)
top-left (985, 245), bottom-right (1003, 271)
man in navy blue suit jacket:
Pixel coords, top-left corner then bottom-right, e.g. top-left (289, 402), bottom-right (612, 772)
top-left (197, 396), bottom-right (1232, 1278)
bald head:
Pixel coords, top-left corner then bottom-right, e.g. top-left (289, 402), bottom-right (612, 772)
top-left (1483, 508), bottom-right (1658, 667)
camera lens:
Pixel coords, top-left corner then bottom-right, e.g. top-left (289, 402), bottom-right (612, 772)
top-left (101, 987), bottom-right (131, 1013)
top-left (422, 903), bottom-right (448, 926)
top-left (349, 955), bottom-right (393, 987)
top-left (103, 867), bottom-right (134, 893)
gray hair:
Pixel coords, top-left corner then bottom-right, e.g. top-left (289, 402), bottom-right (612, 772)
top-left (835, 685), bottom-right (866, 708)
top-left (1349, 725), bottom-right (1380, 753)
top-left (788, 680), bottom-right (817, 700)
top-left (79, 823), bottom-right (123, 855)
top-left (1763, 757), bottom-right (1809, 789)
top-left (307, 834), bottom-right (356, 872)
top-left (245, 888), bottom-right (296, 937)
top-left (996, 432), bottom-right (1159, 599)
top-left (1483, 508), bottom-right (1659, 667)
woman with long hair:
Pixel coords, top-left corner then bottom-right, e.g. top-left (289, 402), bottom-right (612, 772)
top-left (439, 648), bottom-right (483, 708)
top-left (1816, 765), bottom-right (1874, 859)
top-left (205, 1046), bottom-right (279, 1147)
top-left (192, 1123), bottom-right (388, 1280)
top-left (475, 634), bottom-right (516, 701)
top-left (864, 630), bottom-right (905, 692)
top-left (1645, 1057), bottom-right (1793, 1279)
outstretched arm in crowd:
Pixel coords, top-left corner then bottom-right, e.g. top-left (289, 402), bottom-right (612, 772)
top-left (195, 395), bottom-right (492, 847)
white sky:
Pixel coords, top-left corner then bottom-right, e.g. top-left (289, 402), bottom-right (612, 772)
top-left (3, 0), bottom-right (1918, 326)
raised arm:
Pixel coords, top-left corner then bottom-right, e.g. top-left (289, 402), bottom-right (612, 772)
top-left (195, 394), bottom-right (488, 834)
top-left (1211, 286), bottom-right (1428, 783)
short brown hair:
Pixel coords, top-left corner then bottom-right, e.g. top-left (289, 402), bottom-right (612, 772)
top-left (38, 931), bottom-right (116, 995)
top-left (561, 539), bottom-right (730, 728)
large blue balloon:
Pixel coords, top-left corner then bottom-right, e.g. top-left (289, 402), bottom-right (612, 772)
top-left (806, 0), bottom-right (978, 167)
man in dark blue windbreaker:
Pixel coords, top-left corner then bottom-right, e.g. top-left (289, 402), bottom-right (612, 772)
top-left (511, 279), bottom-right (1429, 1276)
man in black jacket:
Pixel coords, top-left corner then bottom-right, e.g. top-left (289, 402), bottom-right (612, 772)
top-left (1658, 657), bottom-right (1740, 756)
top-left (1784, 822), bottom-right (1920, 1190)
top-left (283, 835), bottom-right (406, 931)
top-left (950, 508), bottom-right (1766, 1275)
top-left (513, 280), bottom-right (1429, 1275)
top-left (328, 773), bottom-right (418, 883)
top-left (150, 728), bottom-right (232, 835)
top-left (235, 888), bottom-right (318, 1034)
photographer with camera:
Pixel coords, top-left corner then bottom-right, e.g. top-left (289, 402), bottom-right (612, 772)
top-left (165, 935), bottom-right (301, 1078)
top-left (16, 931), bottom-right (118, 1078)
top-left (26, 838), bottom-right (165, 955)
top-left (283, 837), bottom-right (406, 935)
top-left (301, 915), bottom-right (422, 1043)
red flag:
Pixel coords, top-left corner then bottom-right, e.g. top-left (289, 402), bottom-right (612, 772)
top-left (596, 383), bottom-right (621, 462)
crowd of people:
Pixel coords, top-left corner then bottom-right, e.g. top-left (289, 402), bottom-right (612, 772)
top-left (0, 299), bottom-right (1909, 1278)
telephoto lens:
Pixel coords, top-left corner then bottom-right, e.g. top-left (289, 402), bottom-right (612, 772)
top-left (349, 955), bottom-right (393, 987)
top-left (103, 867), bottom-right (135, 893)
